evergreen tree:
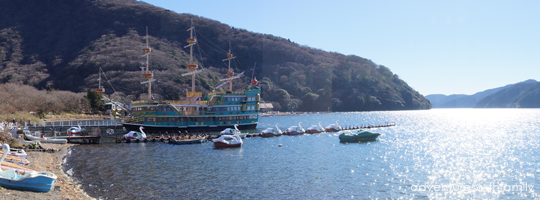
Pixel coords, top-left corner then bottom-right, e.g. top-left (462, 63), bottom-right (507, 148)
top-left (85, 90), bottom-right (105, 113)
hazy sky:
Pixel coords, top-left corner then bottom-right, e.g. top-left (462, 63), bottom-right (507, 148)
top-left (141, 0), bottom-right (540, 95)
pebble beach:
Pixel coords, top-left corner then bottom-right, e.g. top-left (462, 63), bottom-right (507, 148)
top-left (0, 143), bottom-right (92, 200)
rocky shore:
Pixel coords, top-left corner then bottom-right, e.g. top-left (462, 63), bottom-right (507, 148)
top-left (0, 143), bottom-right (93, 200)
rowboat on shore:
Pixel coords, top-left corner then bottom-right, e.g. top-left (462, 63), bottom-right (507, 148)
top-left (0, 150), bottom-right (29, 166)
top-left (9, 148), bottom-right (27, 159)
top-left (0, 144), bottom-right (57, 192)
top-left (24, 133), bottom-right (67, 144)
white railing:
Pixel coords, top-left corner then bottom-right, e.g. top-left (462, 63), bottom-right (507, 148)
top-left (42, 120), bottom-right (122, 128)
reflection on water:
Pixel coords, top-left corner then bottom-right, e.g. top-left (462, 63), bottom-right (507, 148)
top-left (64, 109), bottom-right (540, 199)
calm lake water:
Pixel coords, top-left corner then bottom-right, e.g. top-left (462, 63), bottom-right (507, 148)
top-left (64, 109), bottom-right (540, 199)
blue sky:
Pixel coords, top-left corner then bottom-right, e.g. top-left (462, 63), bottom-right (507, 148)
top-left (142, 0), bottom-right (540, 95)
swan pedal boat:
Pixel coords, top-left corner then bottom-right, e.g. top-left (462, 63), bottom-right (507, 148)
top-left (0, 150), bottom-right (29, 166)
top-left (325, 121), bottom-right (342, 132)
top-left (260, 128), bottom-right (282, 137)
top-left (284, 123), bottom-right (305, 135)
top-left (213, 125), bottom-right (243, 148)
top-left (220, 128), bottom-right (248, 139)
top-left (123, 126), bottom-right (147, 141)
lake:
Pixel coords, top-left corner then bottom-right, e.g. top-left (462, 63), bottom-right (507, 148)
top-left (64, 109), bottom-right (540, 199)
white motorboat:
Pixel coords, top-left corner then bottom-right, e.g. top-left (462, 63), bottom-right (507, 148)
top-left (24, 133), bottom-right (67, 144)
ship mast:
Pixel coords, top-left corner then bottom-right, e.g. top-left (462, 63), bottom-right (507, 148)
top-left (141, 26), bottom-right (155, 100)
top-left (181, 20), bottom-right (202, 93)
top-left (222, 43), bottom-right (236, 92)
top-left (215, 44), bottom-right (243, 91)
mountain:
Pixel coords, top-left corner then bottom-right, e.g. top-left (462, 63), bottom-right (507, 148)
top-left (0, 0), bottom-right (431, 112)
top-left (425, 94), bottom-right (467, 108)
top-left (474, 81), bottom-right (540, 108)
top-left (425, 79), bottom-right (537, 108)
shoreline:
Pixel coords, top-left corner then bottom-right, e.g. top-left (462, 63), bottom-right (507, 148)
top-left (0, 143), bottom-right (93, 199)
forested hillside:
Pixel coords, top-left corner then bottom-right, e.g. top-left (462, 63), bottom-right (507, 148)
top-left (426, 79), bottom-right (537, 108)
top-left (474, 81), bottom-right (540, 108)
top-left (0, 0), bottom-right (431, 112)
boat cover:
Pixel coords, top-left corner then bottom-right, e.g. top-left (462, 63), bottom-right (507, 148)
top-left (338, 130), bottom-right (380, 140)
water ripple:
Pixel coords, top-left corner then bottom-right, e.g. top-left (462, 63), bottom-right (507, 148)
top-left (64, 109), bottom-right (540, 199)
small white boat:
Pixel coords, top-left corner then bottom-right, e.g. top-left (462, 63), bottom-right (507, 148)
top-left (25, 133), bottom-right (67, 144)
top-left (16, 139), bottom-right (37, 145)
top-left (213, 124), bottom-right (243, 148)
top-left (9, 148), bottom-right (27, 159)
top-left (0, 144), bottom-right (57, 192)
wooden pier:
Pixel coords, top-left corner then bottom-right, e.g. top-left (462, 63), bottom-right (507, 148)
top-left (340, 123), bottom-right (396, 130)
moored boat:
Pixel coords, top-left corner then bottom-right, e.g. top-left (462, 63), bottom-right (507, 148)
top-left (122, 23), bottom-right (260, 133)
top-left (338, 129), bottom-right (381, 142)
top-left (325, 120), bottom-right (342, 132)
top-left (306, 122), bottom-right (325, 134)
top-left (284, 123), bottom-right (305, 135)
top-left (0, 144), bottom-right (57, 192)
top-left (66, 124), bottom-right (83, 136)
top-left (24, 133), bottom-right (67, 144)
top-left (0, 150), bottom-right (29, 166)
top-left (213, 124), bottom-right (243, 148)
top-left (220, 124), bottom-right (248, 138)
top-left (9, 148), bottom-right (27, 159)
top-left (171, 137), bottom-right (206, 145)
top-left (260, 124), bottom-right (283, 137)
top-left (123, 126), bottom-right (147, 140)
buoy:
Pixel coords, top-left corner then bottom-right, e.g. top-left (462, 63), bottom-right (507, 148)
top-left (278, 144), bottom-right (282, 147)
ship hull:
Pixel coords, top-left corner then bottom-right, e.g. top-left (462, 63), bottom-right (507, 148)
top-left (122, 123), bottom-right (257, 132)
top-left (213, 141), bottom-right (242, 148)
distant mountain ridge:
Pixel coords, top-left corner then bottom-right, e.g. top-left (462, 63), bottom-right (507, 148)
top-left (474, 80), bottom-right (540, 108)
top-left (426, 79), bottom-right (537, 108)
